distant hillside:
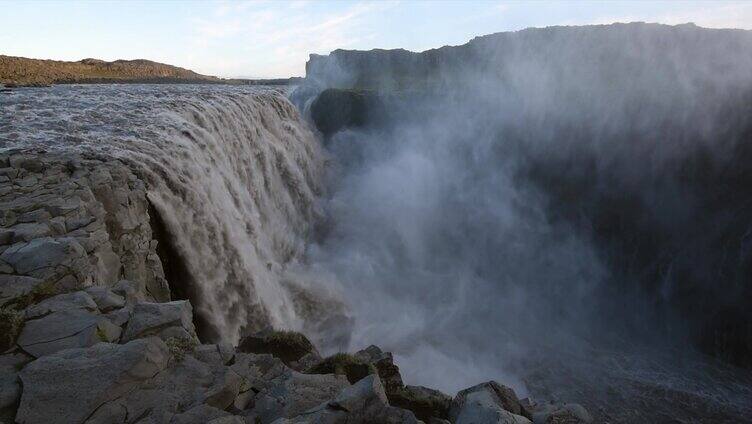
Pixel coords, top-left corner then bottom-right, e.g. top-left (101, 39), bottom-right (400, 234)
top-left (0, 55), bottom-right (224, 86)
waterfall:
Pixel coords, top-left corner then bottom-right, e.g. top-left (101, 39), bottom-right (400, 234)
top-left (1, 85), bottom-right (329, 343)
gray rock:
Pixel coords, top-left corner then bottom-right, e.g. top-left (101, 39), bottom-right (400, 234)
top-left (279, 374), bottom-right (419, 424)
top-left (0, 237), bottom-right (88, 280)
top-left (122, 300), bottom-right (197, 342)
top-left (86, 354), bottom-right (239, 423)
top-left (204, 368), bottom-right (243, 410)
top-left (354, 345), bottom-right (404, 395)
top-left (451, 382), bottom-right (530, 420)
top-left (24, 290), bottom-right (97, 319)
top-left (17, 309), bottom-right (122, 358)
top-left (104, 307), bottom-right (131, 327)
top-left (0, 275), bottom-right (45, 307)
top-left (450, 383), bottom-right (532, 424)
top-left (85, 286), bottom-right (125, 312)
top-left (0, 365), bottom-right (20, 411)
top-left (251, 369), bottom-right (349, 423)
top-left (16, 337), bottom-right (170, 424)
top-left (7, 223), bottom-right (50, 243)
top-left (193, 343), bottom-right (236, 366)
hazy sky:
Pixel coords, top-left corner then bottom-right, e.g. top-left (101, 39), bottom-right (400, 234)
top-left (3, 0), bottom-right (751, 78)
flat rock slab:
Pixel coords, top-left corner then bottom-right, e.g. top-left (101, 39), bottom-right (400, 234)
top-left (17, 309), bottom-right (121, 358)
top-left (122, 300), bottom-right (197, 342)
top-left (0, 237), bottom-right (86, 276)
top-left (24, 290), bottom-right (97, 319)
top-left (84, 286), bottom-right (125, 312)
top-left (16, 337), bottom-right (170, 424)
top-left (0, 275), bottom-right (45, 307)
top-left (252, 370), bottom-right (349, 423)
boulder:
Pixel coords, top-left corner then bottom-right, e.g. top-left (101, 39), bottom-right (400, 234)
top-left (449, 382), bottom-right (532, 424)
top-left (84, 354), bottom-right (232, 423)
top-left (230, 353), bottom-right (289, 410)
top-left (249, 369), bottom-right (349, 423)
top-left (354, 345), bottom-right (404, 395)
top-left (17, 309), bottom-right (121, 358)
top-left (111, 279), bottom-right (147, 304)
top-left (16, 337), bottom-right (170, 424)
top-left (0, 275), bottom-right (47, 308)
top-left (204, 368), bottom-right (244, 410)
top-left (85, 286), bottom-right (125, 312)
top-left (0, 237), bottom-right (90, 286)
top-left (237, 330), bottom-right (320, 370)
top-left (122, 300), bottom-right (197, 342)
top-left (23, 290), bottom-right (97, 319)
top-left (193, 343), bottom-right (236, 366)
top-left (278, 374), bottom-right (419, 424)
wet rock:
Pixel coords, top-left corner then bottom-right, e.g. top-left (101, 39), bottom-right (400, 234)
top-left (279, 374), bottom-right (419, 424)
top-left (85, 353), bottom-right (242, 423)
top-left (230, 353), bottom-right (289, 410)
top-left (354, 345), bottom-right (404, 395)
top-left (122, 300), bottom-right (197, 342)
top-left (204, 367), bottom-right (243, 410)
top-left (249, 369), bottom-right (349, 423)
top-left (16, 337), bottom-right (170, 424)
top-left (0, 275), bottom-right (46, 308)
top-left (84, 286), bottom-right (125, 312)
top-left (238, 330), bottom-right (321, 370)
top-left (450, 381), bottom-right (532, 424)
top-left (23, 290), bottom-right (97, 319)
top-left (0, 237), bottom-right (89, 281)
top-left (193, 342), bottom-right (236, 366)
top-left (111, 279), bottom-right (146, 304)
top-left (17, 309), bottom-right (121, 358)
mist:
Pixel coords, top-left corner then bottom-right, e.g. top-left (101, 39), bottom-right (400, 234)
top-left (294, 23), bottom-right (752, 419)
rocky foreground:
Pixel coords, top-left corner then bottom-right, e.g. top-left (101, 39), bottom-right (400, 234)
top-left (0, 148), bottom-right (591, 423)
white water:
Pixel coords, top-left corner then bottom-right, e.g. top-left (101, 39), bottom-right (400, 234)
top-left (1, 84), bottom-right (329, 341)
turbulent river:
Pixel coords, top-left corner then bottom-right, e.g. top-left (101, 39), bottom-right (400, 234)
top-left (2, 84), bottom-right (751, 423)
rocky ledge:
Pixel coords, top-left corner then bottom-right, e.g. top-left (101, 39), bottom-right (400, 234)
top-left (0, 151), bottom-right (590, 423)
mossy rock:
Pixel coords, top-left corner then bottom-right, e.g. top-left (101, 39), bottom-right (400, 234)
top-left (0, 307), bottom-right (24, 351)
top-left (305, 353), bottom-right (376, 384)
top-left (165, 336), bottom-right (198, 362)
top-left (237, 330), bottom-right (318, 367)
top-left (389, 385), bottom-right (452, 422)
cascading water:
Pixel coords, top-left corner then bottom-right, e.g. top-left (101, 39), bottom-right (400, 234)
top-left (1, 84), bottom-right (331, 342)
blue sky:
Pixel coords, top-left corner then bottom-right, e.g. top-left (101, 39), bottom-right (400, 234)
top-left (2, 1), bottom-right (751, 78)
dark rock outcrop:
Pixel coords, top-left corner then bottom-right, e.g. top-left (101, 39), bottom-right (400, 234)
top-left (237, 330), bottom-right (321, 371)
